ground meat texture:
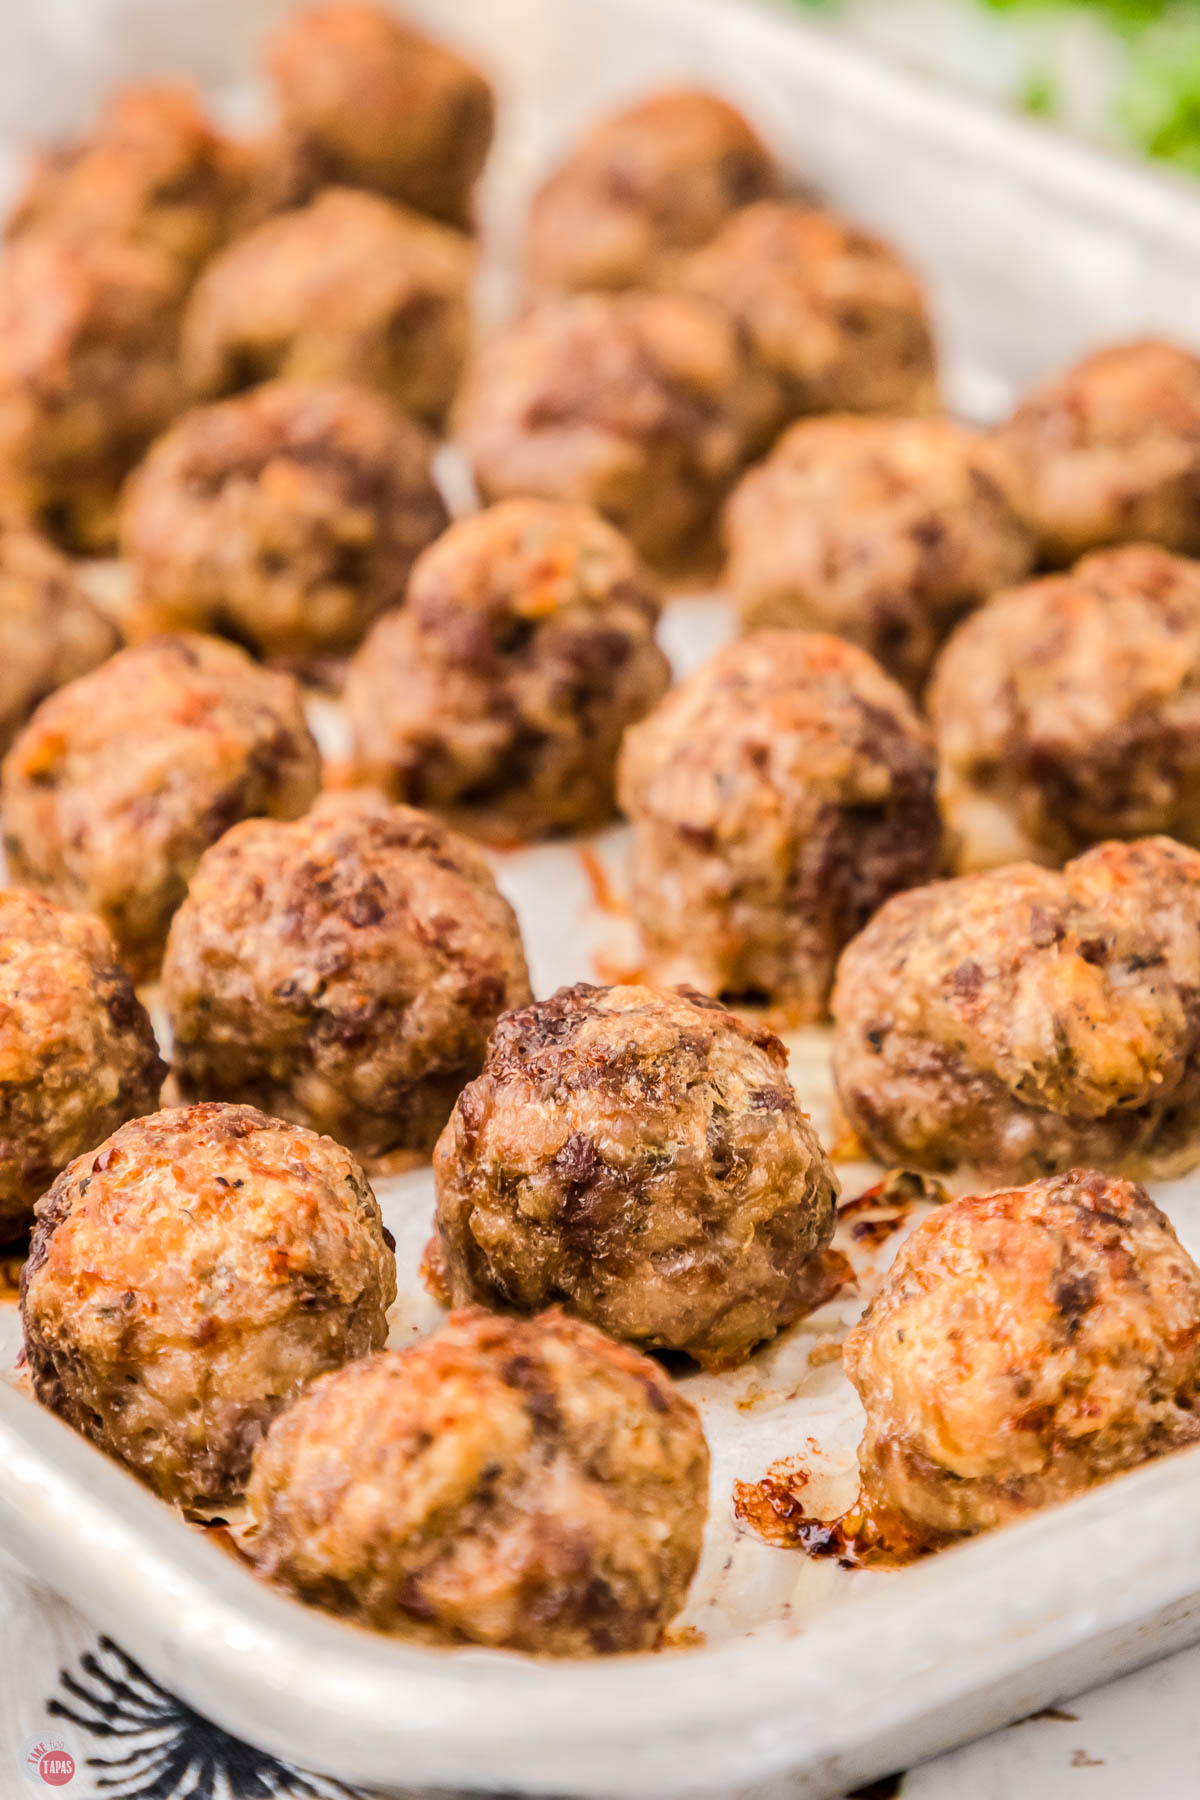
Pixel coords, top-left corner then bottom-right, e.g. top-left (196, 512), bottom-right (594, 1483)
top-left (264, 2), bottom-right (495, 231)
top-left (1, 634), bottom-right (320, 981)
top-left (994, 341), bottom-right (1200, 567)
top-left (20, 1102), bottom-right (395, 1508)
top-left (525, 88), bottom-right (779, 296)
top-left (931, 544), bottom-right (1200, 872)
top-left (162, 792), bottom-right (532, 1162)
top-left (725, 415), bottom-right (1035, 695)
top-left (246, 1306), bottom-right (708, 1653)
top-left (0, 891), bottom-right (163, 1243)
top-left (0, 530), bottom-right (118, 754)
top-left (618, 633), bottom-right (941, 1021)
top-left (345, 499), bottom-right (670, 840)
top-left (844, 1171), bottom-right (1200, 1549)
top-left (181, 187), bottom-right (473, 429)
top-left (832, 836), bottom-right (1200, 1185)
top-left (455, 290), bottom-right (775, 568)
top-left (431, 982), bottom-right (838, 1370)
top-left (120, 381), bottom-right (448, 660)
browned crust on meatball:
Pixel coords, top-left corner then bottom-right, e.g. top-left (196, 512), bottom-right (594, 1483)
top-left (345, 498), bottom-right (670, 840)
top-left (832, 836), bottom-right (1200, 1184)
top-left (618, 632), bottom-right (941, 1021)
top-left (246, 1305), bottom-right (709, 1653)
top-left (20, 1101), bottom-right (396, 1506)
top-left (1, 633), bottom-right (321, 980)
top-left (431, 982), bottom-right (838, 1369)
top-left (0, 530), bottom-right (118, 754)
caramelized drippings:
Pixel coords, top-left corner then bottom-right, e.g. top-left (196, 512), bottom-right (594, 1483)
top-left (837, 1169), bottom-right (950, 1220)
top-left (733, 1454), bottom-right (928, 1568)
top-left (0, 1243), bottom-right (26, 1301)
top-left (578, 845), bottom-right (627, 916)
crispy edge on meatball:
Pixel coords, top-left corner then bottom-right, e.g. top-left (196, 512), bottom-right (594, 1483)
top-left (0, 529), bottom-right (119, 754)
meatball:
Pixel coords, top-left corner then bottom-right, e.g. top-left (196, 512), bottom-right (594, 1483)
top-left (162, 793), bottom-right (531, 1161)
top-left (345, 498), bottom-right (670, 840)
top-left (618, 632), bottom-right (942, 1021)
top-left (431, 982), bottom-right (838, 1370)
top-left (843, 1170), bottom-right (1200, 1550)
top-left (247, 1306), bottom-right (708, 1652)
top-left (995, 340), bottom-right (1200, 567)
top-left (456, 291), bottom-right (772, 566)
top-left (264, 2), bottom-right (495, 230)
top-left (120, 381), bottom-right (448, 660)
top-left (525, 88), bottom-right (779, 295)
top-left (0, 528), bottom-right (118, 754)
top-left (832, 836), bottom-right (1200, 1185)
top-left (931, 544), bottom-right (1200, 872)
top-left (182, 187), bottom-right (473, 428)
top-left (20, 1102), bottom-right (396, 1507)
top-left (1, 634), bottom-right (321, 980)
top-left (684, 202), bottom-right (938, 434)
top-left (725, 415), bottom-right (1035, 695)
top-left (0, 891), bottom-right (163, 1242)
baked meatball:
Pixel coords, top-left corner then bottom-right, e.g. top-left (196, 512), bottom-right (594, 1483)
top-left (264, 2), bottom-right (495, 230)
top-left (843, 1170), bottom-right (1200, 1551)
top-left (431, 982), bottom-right (839, 1369)
top-left (618, 632), bottom-right (941, 1020)
top-left (1, 634), bottom-right (321, 980)
top-left (931, 544), bottom-right (1200, 871)
top-left (120, 381), bottom-right (448, 660)
top-left (182, 187), bottom-right (473, 428)
top-left (162, 793), bottom-right (531, 1161)
top-left (725, 415), bottom-right (1035, 694)
top-left (20, 1102), bottom-right (396, 1507)
top-left (456, 291), bottom-right (772, 566)
top-left (0, 891), bottom-right (163, 1242)
top-left (832, 836), bottom-right (1200, 1184)
top-left (345, 498), bottom-right (670, 840)
top-left (525, 88), bottom-right (779, 295)
top-left (995, 340), bottom-right (1200, 567)
top-left (247, 1306), bottom-right (708, 1653)
top-left (0, 528), bottom-right (118, 754)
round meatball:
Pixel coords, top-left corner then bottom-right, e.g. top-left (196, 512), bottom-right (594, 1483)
top-left (345, 498), bottom-right (670, 840)
top-left (843, 1170), bottom-right (1200, 1550)
top-left (247, 1306), bottom-right (708, 1653)
top-left (162, 793), bottom-right (531, 1161)
top-left (182, 187), bottom-right (473, 428)
top-left (20, 1102), bottom-right (396, 1507)
top-left (1, 634), bottom-right (321, 980)
top-left (725, 415), bottom-right (1035, 695)
top-left (0, 891), bottom-right (163, 1242)
top-left (995, 340), bottom-right (1200, 567)
top-left (832, 836), bottom-right (1200, 1185)
top-left (0, 528), bottom-right (118, 754)
top-left (618, 632), bottom-right (942, 1021)
top-left (264, 2), bottom-right (495, 230)
top-left (931, 544), bottom-right (1200, 872)
top-left (525, 88), bottom-right (779, 295)
top-left (431, 982), bottom-right (838, 1369)
top-left (120, 381), bottom-right (448, 660)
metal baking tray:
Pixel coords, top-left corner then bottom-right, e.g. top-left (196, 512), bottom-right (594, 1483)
top-left (6, 0), bottom-right (1200, 1794)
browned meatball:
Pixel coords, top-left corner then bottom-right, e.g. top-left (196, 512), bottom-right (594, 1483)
top-left (525, 88), bottom-right (779, 295)
top-left (20, 1102), bottom-right (395, 1507)
top-left (0, 529), bottom-right (118, 754)
top-left (832, 837), bottom-right (1200, 1185)
top-left (725, 415), bottom-right (1035, 695)
top-left (1, 634), bottom-right (320, 980)
top-left (843, 1171), bottom-right (1200, 1551)
top-left (247, 1306), bottom-right (708, 1653)
top-left (995, 341), bottom-right (1200, 567)
top-left (931, 544), bottom-right (1200, 872)
top-left (431, 983), bottom-right (838, 1369)
top-left (618, 633), bottom-right (941, 1021)
top-left (162, 793), bottom-right (531, 1161)
top-left (120, 381), bottom-right (448, 660)
top-left (264, 3), bottom-right (495, 230)
top-left (0, 891), bottom-right (163, 1242)
top-left (182, 187), bottom-right (473, 428)
top-left (345, 499), bottom-right (670, 840)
